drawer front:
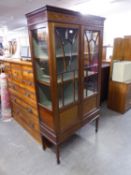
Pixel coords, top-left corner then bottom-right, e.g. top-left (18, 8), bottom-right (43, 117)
top-left (4, 63), bottom-right (12, 80)
top-left (22, 65), bottom-right (35, 89)
top-left (22, 65), bottom-right (33, 79)
top-left (4, 62), bottom-right (11, 71)
top-left (8, 81), bottom-right (22, 93)
top-left (22, 79), bottom-right (35, 90)
top-left (8, 82), bottom-right (37, 108)
top-left (11, 95), bottom-right (38, 117)
top-left (11, 64), bottom-right (22, 82)
top-left (22, 88), bottom-right (36, 101)
top-left (12, 102), bottom-right (40, 132)
top-left (22, 88), bottom-right (37, 107)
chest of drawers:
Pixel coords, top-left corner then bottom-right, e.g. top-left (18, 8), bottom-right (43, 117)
top-left (1, 59), bottom-right (42, 143)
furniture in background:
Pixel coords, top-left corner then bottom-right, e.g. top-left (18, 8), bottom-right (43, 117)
top-left (107, 36), bottom-right (131, 113)
top-left (112, 36), bottom-right (131, 61)
top-left (1, 59), bottom-right (42, 143)
top-left (108, 80), bottom-right (131, 113)
top-left (112, 61), bottom-right (131, 82)
top-left (112, 37), bottom-right (124, 60)
top-left (26, 5), bottom-right (105, 163)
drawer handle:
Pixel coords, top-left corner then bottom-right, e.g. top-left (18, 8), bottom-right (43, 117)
top-left (28, 82), bottom-right (33, 86)
top-left (12, 85), bottom-right (16, 90)
top-left (13, 98), bottom-right (16, 103)
top-left (24, 92), bottom-right (30, 97)
top-left (16, 110), bottom-right (20, 115)
top-left (29, 123), bottom-right (34, 129)
top-left (13, 97), bottom-right (16, 101)
top-left (27, 108), bottom-right (33, 113)
top-left (27, 70), bottom-right (33, 74)
top-left (22, 80), bottom-right (27, 84)
top-left (14, 72), bottom-right (18, 76)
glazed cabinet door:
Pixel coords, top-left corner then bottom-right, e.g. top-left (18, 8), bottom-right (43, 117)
top-left (82, 27), bottom-right (101, 116)
top-left (31, 26), bottom-right (52, 110)
top-left (54, 24), bottom-right (80, 109)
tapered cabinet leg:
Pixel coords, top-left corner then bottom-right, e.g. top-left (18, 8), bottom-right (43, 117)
top-left (42, 136), bottom-right (46, 150)
top-left (95, 118), bottom-right (99, 133)
top-left (56, 145), bottom-right (60, 164)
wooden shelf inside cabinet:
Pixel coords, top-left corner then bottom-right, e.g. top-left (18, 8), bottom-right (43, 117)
top-left (26, 5), bottom-right (104, 164)
top-left (37, 79), bottom-right (50, 86)
top-left (37, 71), bottom-right (78, 85)
top-left (86, 71), bottom-right (98, 77)
top-left (38, 103), bottom-right (52, 111)
top-left (57, 70), bottom-right (78, 83)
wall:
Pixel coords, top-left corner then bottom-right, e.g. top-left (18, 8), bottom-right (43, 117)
top-left (104, 11), bottom-right (131, 46)
top-left (0, 27), bottom-right (29, 58)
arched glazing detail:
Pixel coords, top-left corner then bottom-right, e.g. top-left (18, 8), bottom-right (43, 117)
top-left (83, 30), bottom-right (99, 98)
top-left (55, 27), bottom-right (79, 108)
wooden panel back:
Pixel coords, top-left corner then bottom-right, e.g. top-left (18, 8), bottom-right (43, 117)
top-left (39, 106), bottom-right (54, 131)
top-left (83, 95), bottom-right (97, 116)
top-left (60, 105), bottom-right (78, 132)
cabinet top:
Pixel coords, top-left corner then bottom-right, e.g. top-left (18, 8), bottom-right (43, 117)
top-left (0, 58), bottom-right (32, 66)
top-left (26, 5), bottom-right (105, 21)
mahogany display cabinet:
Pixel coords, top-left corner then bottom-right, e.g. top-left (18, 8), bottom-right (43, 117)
top-left (26, 5), bottom-right (105, 164)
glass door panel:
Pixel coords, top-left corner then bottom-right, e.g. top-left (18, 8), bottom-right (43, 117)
top-left (37, 84), bottom-right (52, 110)
top-left (32, 27), bottom-right (52, 110)
top-left (83, 30), bottom-right (99, 98)
top-left (32, 28), bottom-right (50, 83)
top-left (55, 27), bottom-right (79, 108)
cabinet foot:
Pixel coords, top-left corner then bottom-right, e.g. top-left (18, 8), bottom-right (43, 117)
top-left (42, 137), bottom-right (46, 150)
top-left (56, 145), bottom-right (60, 164)
top-left (95, 118), bottom-right (99, 133)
